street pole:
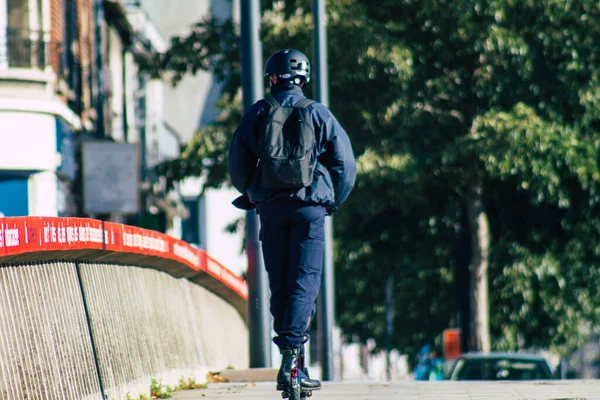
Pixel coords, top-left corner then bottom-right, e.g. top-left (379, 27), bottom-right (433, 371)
top-left (312, 0), bottom-right (335, 381)
top-left (240, 0), bottom-right (271, 368)
top-left (385, 275), bottom-right (394, 381)
top-left (94, 0), bottom-right (105, 137)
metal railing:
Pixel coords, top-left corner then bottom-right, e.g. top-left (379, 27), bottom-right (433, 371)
top-left (0, 217), bottom-right (249, 399)
top-left (0, 28), bottom-right (51, 69)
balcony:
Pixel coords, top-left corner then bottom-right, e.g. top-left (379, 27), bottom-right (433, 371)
top-left (0, 28), bottom-right (51, 69)
top-left (0, 28), bottom-right (60, 101)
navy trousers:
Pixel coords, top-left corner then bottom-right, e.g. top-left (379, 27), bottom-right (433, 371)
top-left (258, 199), bottom-right (326, 351)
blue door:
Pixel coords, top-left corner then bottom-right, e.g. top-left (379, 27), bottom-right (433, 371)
top-left (0, 175), bottom-right (29, 216)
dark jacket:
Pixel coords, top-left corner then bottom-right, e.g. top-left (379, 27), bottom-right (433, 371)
top-left (228, 84), bottom-right (356, 211)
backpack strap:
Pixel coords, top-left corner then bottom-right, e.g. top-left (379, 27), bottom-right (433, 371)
top-left (262, 96), bottom-right (280, 109)
top-left (294, 98), bottom-right (315, 109)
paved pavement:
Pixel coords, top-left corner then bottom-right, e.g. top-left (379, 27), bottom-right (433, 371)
top-left (171, 380), bottom-right (600, 399)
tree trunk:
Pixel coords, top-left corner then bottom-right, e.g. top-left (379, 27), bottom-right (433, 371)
top-left (465, 180), bottom-right (491, 352)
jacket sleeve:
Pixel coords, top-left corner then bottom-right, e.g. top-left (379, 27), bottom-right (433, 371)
top-left (317, 106), bottom-right (357, 207)
top-left (228, 103), bottom-right (262, 194)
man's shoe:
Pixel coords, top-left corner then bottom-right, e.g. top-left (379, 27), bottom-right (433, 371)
top-left (299, 369), bottom-right (321, 390)
top-left (277, 349), bottom-right (299, 390)
top-left (277, 349), bottom-right (321, 391)
top-left (276, 349), bottom-right (322, 391)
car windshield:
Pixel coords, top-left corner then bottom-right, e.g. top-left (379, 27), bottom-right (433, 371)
top-left (451, 357), bottom-right (552, 380)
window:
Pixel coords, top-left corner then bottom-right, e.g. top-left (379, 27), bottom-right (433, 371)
top-left (1, 0), bottom-right (48, 68)
top-left (8, 0), bottom-right (43, 32)
top-left (8, 0), bottom-right (30, 31)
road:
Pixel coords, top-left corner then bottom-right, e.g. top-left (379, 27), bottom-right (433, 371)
top-left (171, 380), bottom-right (600, 399)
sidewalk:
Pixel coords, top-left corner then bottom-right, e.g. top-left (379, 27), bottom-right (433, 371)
top-left (171, 380), bottom-right (600, 399)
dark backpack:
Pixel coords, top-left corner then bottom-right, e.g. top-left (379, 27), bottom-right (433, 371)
top-left (258, 96), bottom-right (316, 189)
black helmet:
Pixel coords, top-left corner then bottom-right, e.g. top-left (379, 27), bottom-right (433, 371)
top-left (264, 48), bottom-right (311, 84)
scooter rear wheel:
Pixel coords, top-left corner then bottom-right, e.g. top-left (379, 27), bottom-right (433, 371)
top-left (288, 367), bottom-right (302, 400)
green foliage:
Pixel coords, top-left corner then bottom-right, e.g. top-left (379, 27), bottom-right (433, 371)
top-left (119, 376), bottom-right (210, 399)
top-left (138, 17), bottom-right (241, 92)
top-left (123, 391), bottom-right (149, 400)
top-left (178, 376), bottom-right (208, 390)
top-left (152, 0), bottom-right (600, 356)
top-left (471, 104), bottom-right (600, 208)
top-left (150, 378), bottom-right (172, 399)
top-left (153, 93), bottom-right (244, 192)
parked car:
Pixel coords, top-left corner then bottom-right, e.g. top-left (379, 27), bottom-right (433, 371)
top-left (447, 352), bottom-right (554, 381)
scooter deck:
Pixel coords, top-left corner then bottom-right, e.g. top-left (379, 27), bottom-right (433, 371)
top-left (277, 383), bottom-right (318, 392)
top-left (280, 389), bottom-right (313, 399)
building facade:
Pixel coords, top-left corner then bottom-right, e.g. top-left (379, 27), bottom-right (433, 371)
top-left (126, 0), bottom-right (246, 275)
top-left (0, 0), bottom-right (81, 217)
top-left (0, 0), bottom-right (185, 232)
top-left (0, 0), bottom-right (245, 287)
top-left (0, 0), bottom-right (127, 218)
top-left (124, 0), bottom-right (185, 237)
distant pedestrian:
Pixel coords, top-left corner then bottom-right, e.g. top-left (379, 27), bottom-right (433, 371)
top-left (428, 350), bottom-right (445, 381)
top-left (414, 344), bottom-right (445, 380)
top-left (228, 48), bottom-right (357, 392)
top-left (415, 344), bottom-right (434, 381)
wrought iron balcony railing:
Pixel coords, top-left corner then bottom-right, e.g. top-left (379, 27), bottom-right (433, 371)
top-left (0, 28), bottom-right (51, 69)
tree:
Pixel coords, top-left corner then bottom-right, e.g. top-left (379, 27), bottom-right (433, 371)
top-left (150, 0), bottom-right (600, 358)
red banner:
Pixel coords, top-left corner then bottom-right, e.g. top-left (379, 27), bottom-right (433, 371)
top-left (0, 218), bottom-right (34, 256)
top-left (0, 217), bottom-right (247, 299)
top-left (170, 237), bottom-right (203, 272)
top-left (104, 222), bottom-right (170, 257)
top-left (103, 222), bottom-right (203, 272)
top-left (205, 253), bottom-right (249, 299)
top-left (39, 218), bottom-right (105, 250)
top-left (0, 217), bottom-right (105, 255)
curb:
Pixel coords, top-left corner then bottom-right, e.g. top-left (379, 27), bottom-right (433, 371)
top-left (218, 368), bottom-right (278, 383)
